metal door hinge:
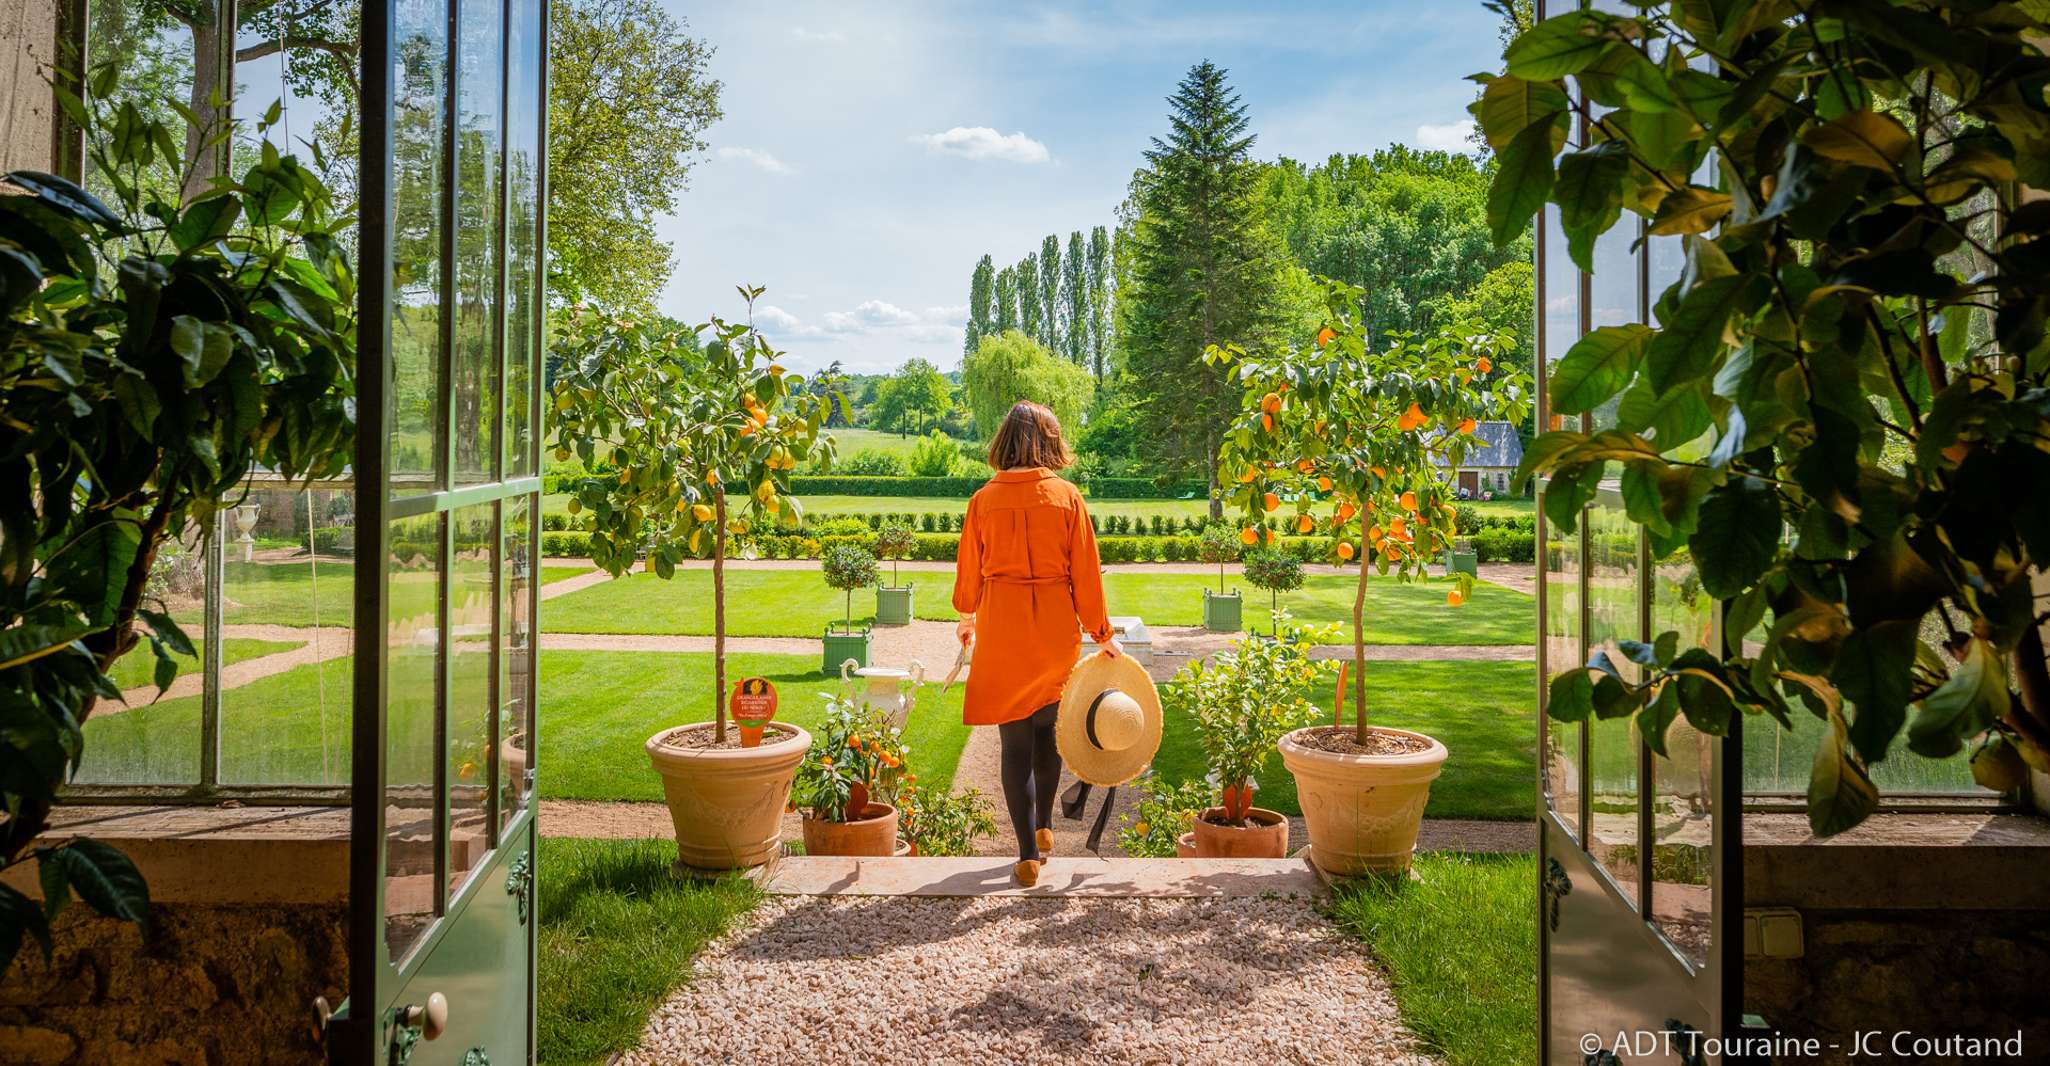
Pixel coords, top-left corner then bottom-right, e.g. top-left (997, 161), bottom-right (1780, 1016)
top-left (1543, 856), bottom-right (1572, 932)
top-left (506, 850), bottom-right (533, 924)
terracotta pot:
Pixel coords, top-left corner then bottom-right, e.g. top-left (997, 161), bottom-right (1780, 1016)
top-left (501, 733), bottom-right (528, 805)
top-left (1189, 806), bottom-right (1289, 858)
top-left (1279, 725), bottom-right (1446, 876)
top-left (1174, 831), bottom-right (1199, 859)
top-left (645, 721), bottom-right (810, 871)
top-left (895, 837), bottom-right (914, 857)
top-left (801, 802), bottom-right (900, 857)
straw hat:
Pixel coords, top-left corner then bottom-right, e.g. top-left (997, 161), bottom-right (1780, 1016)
top-left (1055, 651), bottom-right (1162, 787)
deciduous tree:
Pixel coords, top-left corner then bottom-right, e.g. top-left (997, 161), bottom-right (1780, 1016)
top-left (962, 330), bottom-right (1093, 439)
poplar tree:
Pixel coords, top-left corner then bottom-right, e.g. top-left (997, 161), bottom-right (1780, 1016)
top-left (1085, 225), bottom-right (1112, 382)
top-left (1018, 252), bottom-right (1043, 342)
top-left (1061, 231), bottom-right (1087, 365)
top-left (1038, 234), bottom-right (1063, 350)
top-left (994, 266), bottom-right (1019, 333)
top-left (1121, 60), bottom-right (1289, 518)
top-left (965, 255), bottom-right (995, 359)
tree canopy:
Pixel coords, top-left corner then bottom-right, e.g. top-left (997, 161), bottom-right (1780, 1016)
top-left (962, 330), bottom-right (1094, 439)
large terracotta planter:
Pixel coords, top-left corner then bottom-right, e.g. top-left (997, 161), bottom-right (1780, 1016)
top-left (1279, 725), bottom-right (1446, 875)
top-left (1189, 806), bottom-right (1289, 858)
top-left (800, 803), bottom-right (900, 857)
top-left (646, 721), bottom-right (810, 871)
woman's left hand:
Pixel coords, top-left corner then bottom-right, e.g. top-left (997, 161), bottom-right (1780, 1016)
top-left (1098, 636), bottom-right (1123, 659)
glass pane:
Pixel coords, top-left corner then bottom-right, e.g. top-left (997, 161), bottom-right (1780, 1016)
top-left (390, 0), bottom-right (448, 498)
top-left (83, 0), bottom-right (194, 213)
top-left (1541, 205), bottom-right (1580, 433)
top-left (502, 497), bottom-right (535, 821)
top-left (448, 505), bottom-right (496, 891)
top-left (219, 483), bottom-right (355, 785)
top-left (1585, 503), bottom-right (1641, 904)
top-left (1650, 548), bottom-right (1714, 966)
top-left (1541, 507), bottom-right (1583, 841)
top-left (76, 520), bottom-right (208, 785)
top-left (385, 512), bottom-right (442, 961)
top-left (452, 0), bottom-right (503, 486)
top-left (1586, 223), bottom-right (1640, 432)
top-left (505, 0), bottom-right (542, 479)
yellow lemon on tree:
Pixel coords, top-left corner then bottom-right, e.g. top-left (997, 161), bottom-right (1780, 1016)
top-left (1399, 491), bottom-right (1417, 512)
top-left (1262, 491), bottom-right (1280, 512)
top-left (1337, 541), bottom-right (1356, 561)
top-left (691, 503), bottom-right (715, 522)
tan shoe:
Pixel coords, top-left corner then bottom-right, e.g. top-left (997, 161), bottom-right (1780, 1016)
top-left (1012, 859), bottom-right (1040, 887)
top-left (1035, 828), bottom-right (1055, 858)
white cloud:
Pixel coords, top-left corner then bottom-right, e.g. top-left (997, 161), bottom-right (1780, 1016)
top-left (824, 300), bottom-right (921, 333)
top-left (1413, 119), bottom-right (1477, 153)
top-left (717, 146), bottom-right (793, 175)
top-left (753, 304), bottom-right (818, 336)
top-left (790, 26), bottom-right (844, 43)
top-left (911, 126), bottom-right (1051, 164)
top-left (922, 304), bottom-right (969, 323)
top-left (764, 300), bottom-right (967, 345)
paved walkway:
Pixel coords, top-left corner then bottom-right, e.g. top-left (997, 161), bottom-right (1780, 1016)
top-left (620, 891), bottom-right (1431, 1066)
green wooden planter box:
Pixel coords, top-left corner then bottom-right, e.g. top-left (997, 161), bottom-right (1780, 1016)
top-left (1443, 550), bottom-right (1479, 578)
top-left (874, 584), bottom-right (914, 626)
top-left (823, 624), bottom-right (871, 674)
top-left (1202, 588), bottom-right (1242, 633)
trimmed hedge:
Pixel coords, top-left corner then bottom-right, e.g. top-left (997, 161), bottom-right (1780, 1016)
top-left (1087, 477), bottom-right (1207, 499)
top-left (782, 474), bottom-right (1207, 501)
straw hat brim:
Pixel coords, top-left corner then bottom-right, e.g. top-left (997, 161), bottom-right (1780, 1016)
top-left (1055, 651), bottom-right (1163, 787)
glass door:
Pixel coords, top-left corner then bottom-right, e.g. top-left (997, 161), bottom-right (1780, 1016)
top-left (341, 0), bottom-right (546, 1059)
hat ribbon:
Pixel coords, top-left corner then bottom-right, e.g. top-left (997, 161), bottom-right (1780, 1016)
top-left (1084, 689), bottom-right (1116, 750)
top-left (1059, 779), bottom-right (1116, 854)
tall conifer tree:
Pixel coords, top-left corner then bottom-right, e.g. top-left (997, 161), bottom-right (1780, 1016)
top-left (1061, 231), bottom-right (1087, 365)
top-left (965, 254), bottom-right (996, 359)
top-left (1121, 60), bottom-right (1288, 517)
top-left (1018, 252), bottom-right (1043, 342)
top-left (1085, 225), bottom-right (1113, 382)
top-left (994, 265), bottom-right (1019, 333)
top-left (1038, 234), bottom-right (1063, 350)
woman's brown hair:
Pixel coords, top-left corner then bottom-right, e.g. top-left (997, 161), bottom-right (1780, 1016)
top-left (985, 400), bottom-right (1074, 471)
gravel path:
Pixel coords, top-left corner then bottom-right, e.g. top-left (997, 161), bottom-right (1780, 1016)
top-left (620, 894), bottom-right (1431, 1066)
top-left (110, 624), bottom-right (336, 711)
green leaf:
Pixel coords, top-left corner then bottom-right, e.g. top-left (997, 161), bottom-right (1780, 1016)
top-left (1647, 186), bottom-right (1733, 236)
top-left (1615, 376), bottom-right (1710, 447)
top-left (1808, 708), bottom-right (1879, 837)
top-left (1551, 324), bottom-right (1651, 415)
top-left (1645, 275), bottom-right (1759, 396)
top-left (46, 520), bottom-right (142, 628)
top-left (1555, 141), bottom-right (1631, 272)
top-left (1477, 75), bottom-right (1570, 152)
top-left (1638, 683), bottom-right (1680, 757)
top-left (0, 883), bottom-right (54, 972)
top-left (46, 840), bottom-right (149, 924)
top-left (1488, 121), bottom-right (1559, 248)
top-left (1505, 12), bottom-right (1611, 79)
top-left (1547, 669), bottom-right (1594, 722)
top-left (1832, 620), bottom-right (1918, 764)
top-left (166, 195), bottom-right (239, 251)
top-left (1801, 110), bottom-right (1913, 171)
top-left (1690, 477), bottom-right (1779, 597)
top-left (1907, 638), bottom-right (2010, 759)
top-left (37, 849), bottom-right (72, 920)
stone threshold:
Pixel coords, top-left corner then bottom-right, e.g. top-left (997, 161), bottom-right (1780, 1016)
top-left (759, 854), bottom-right (1327, 899)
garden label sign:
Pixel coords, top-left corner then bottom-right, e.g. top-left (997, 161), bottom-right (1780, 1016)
top-left (732, 678), bottom-right (778, 746)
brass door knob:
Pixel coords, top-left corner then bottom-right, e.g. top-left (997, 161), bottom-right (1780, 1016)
top-left (403, 992), bottom-right (449, 1041)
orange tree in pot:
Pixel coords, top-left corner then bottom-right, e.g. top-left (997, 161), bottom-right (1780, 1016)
top-left (551, 287), bottom-right (841, 870)
top-left (1208, 278), bottom-right (1531, 873)
top-left (1166, 626), bottom-right (1339, 858)
top-left (792, 696), bottom-right (909, 857)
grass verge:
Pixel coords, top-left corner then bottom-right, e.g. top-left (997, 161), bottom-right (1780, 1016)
top-left (537, 836), bottom-right (759, 1064)
top-left (1327, 851), bottom-right (1537, 1066)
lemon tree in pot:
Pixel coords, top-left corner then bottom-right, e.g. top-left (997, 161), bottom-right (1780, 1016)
top-left (793, 695), bottom-right (909, 856)
top-left (1210, 280), bottom-right (1530, 874)
top-left (551, 288), bottom-right (840, 870)
top-left (821, 542), bottom-right (877, 672)
top-left (1166, 627), bottom-right (1339, 858)
top-left (1240, 548), bottom-right (1303, 637)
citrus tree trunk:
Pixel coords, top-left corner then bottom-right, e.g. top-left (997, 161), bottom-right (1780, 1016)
top-left (1353, 559), bottom-right (1370, 746)
top-left (714, 492), bottom-right (728, 743)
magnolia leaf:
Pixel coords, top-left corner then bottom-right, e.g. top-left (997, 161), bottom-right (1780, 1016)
top-left (1801, 110), bottom-right (1913, 171)
top-left (1504, 12), bottom-right (1611, 80)
top-left (1477, 75), bottom-right (1571, 152)
top-left (1808, 708), bottom-right (1879, 837)
top-left (1832, 619), bottom-right (1918, 764)
top-left (1551, 325), bottom-right (1651, 415)
top-left (1647, 186), bottom-right (1733, 236)
top-left (1489, 121), bottom-right (1559, 248)
top-left (1556, 141), bottom-right (1631, 271)
top-left (1690, 477), bottom-right (1779, 597)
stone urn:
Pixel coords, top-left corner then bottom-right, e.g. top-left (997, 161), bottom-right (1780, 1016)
top-left (1279, 725), bottom-right (1446, 876)
top-left (841, 659), bottom-right (926, 728)
top-left (646, 721), bottom-right (810, 871)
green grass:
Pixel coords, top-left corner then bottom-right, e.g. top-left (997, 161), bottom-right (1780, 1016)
top-left (1464, 498), bottom-right (1534, 518)
top-left (538, 650), bottom-right (972, 802)
top-left (1327, 852), bottom-right (1537, 1066)
top-left (537, 837), bottom-right (759, 1065)
top-left (542, 568), bottom-right (1530, 645)
top-left (217, 560), bottom-right (591, 627)
top-left (78, 649), bottom-right (975, 799)
top-left (103, 636), bottom-right (302, 690)
top-left (1151, 660), bottom-right (1537, 821)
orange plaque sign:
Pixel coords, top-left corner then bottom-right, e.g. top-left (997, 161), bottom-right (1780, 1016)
top-left (731, 677), bottom-right (778, 747)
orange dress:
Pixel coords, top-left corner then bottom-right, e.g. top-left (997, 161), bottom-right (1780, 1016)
top-left (953, 468), bottom-right (1113, 726)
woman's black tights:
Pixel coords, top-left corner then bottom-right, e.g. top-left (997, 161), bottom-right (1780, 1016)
top-left (997, 703), bottom-right (1061, 861)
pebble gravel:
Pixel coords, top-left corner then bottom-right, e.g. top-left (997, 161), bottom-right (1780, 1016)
top-left (620, 894), bottom-right (1433, 1066)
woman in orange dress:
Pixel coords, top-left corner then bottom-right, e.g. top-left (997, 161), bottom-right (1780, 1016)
top-left (953, 401), bottom-right (1122, 886)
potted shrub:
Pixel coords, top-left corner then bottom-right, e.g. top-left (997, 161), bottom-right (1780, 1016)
top-left (898, 784), bottom-right (998, 856)
top-left (1478, 1), bottom-right (2050, 834)
top-left (1166, 627), bottom-right (1340, 858)
top-left (1442, 535), bottom-right (1478, 579)
top-left (872, 522), bottom-right (917, 625)
top-left (1116, 777), bottom-right (1217, 858)
top-left (552, 287), bottom-right (839, 871)
top-left (822, 543), bottom-right (878, 673)
top-left (1210, 279), bottom-right (1530, 874)
top-left (793, 696), bottom-right (907, 856)
top-left (1196, 524), bottom-right (1243, 632)
top-left (1240, 548), bottom-right (1303, 636)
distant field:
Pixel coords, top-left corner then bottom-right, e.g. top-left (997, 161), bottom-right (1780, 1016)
top-left (810, 427), bottom-right (955, 464)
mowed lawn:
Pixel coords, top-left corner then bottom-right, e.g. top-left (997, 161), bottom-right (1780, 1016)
top-left (219, 559), bottom-right (592, 627)
top-left (542, 567), bottom-right (1531, 645)
top-left (79, 650), bottom-right (975, 801)
top-left (1150, 659), bottom-right (1536, 821)
top-left (104, 636), bottom-right (304, 691)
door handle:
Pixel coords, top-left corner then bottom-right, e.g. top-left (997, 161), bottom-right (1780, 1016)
top-left (403, 992), bottom-right (450, 1041)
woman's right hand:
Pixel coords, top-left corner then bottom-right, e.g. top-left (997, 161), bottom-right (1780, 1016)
top-left (956, 613), bottom-right (976, 647)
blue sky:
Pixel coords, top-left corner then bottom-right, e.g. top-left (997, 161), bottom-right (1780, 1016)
top-left (658, 1), bottom-right (1505, 376)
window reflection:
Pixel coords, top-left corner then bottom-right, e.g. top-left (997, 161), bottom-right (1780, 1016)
top-left (452, 0), bottom-right (503, 486)
top-left (448, 505), bottom-right (495, 892)
top-left (1585, 504), bottom-right (1641, 905)
top-left (1650, 549), bottom-right (1715, 966)
top-left (385, 512), bottom-right (441, 961)
top-left (502, 499), bottom-right (535, 820)
top-left (390, 0), bottom-right (448, 497)
top-left (1542, 508), bottom-right (1584, 841)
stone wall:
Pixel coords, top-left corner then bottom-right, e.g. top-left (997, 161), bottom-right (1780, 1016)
top-left (1, 0), bottom-right (60, 175)
top-left (0, 902), bottom-right (345, 1066)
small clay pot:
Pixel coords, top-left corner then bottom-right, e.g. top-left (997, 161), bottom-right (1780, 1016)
top-left (1189, 806), bottom-right (1289, 858)
top-left (1174, 831), bottom-right (1199, 858)
top-left (800, 802), bottom-right (900, 857)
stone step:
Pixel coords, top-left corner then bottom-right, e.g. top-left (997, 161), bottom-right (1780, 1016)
top-left (760, 854), bottom-right (1326, 899)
